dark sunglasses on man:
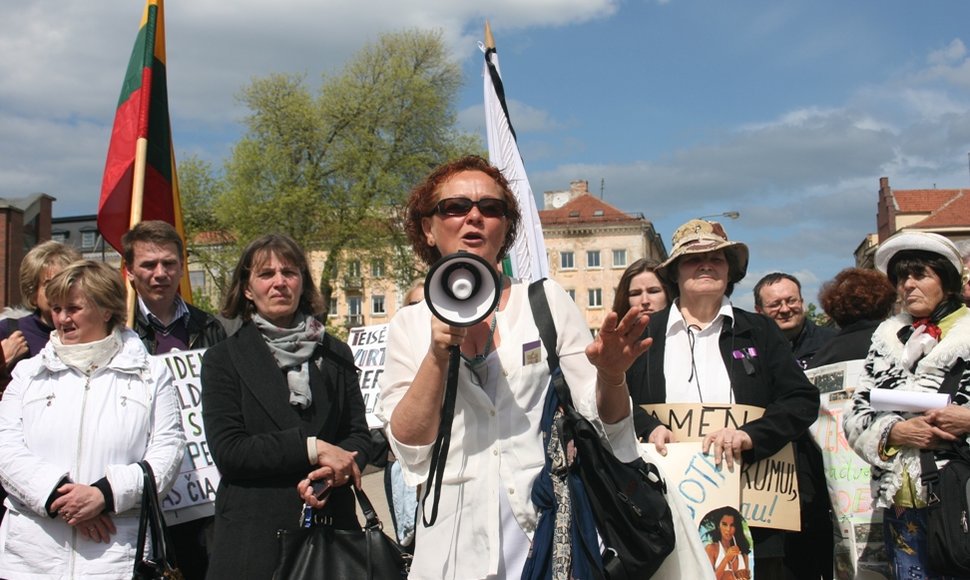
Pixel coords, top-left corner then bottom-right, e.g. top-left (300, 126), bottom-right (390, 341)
top-left (432, 197), bottom-right (508, 219)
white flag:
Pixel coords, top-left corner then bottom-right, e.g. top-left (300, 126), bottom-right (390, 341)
top-left (481, 28), bottom-right (549, 282)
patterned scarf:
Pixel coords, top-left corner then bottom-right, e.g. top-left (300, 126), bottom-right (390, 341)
top-left (897, 296), bottom-right (964, 372)
top-left (253, 312), bottom-right (325, 409)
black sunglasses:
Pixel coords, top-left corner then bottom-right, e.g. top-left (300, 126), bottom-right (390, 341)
top-left (432, 197), bottom-right (509, 219)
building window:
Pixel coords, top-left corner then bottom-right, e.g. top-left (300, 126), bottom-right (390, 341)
top-left (371, 259), bottom-right (385, 278)
top-left (588, 288), bottom-right (602, 308)
top-left (613, 249), bottom-right (627, 268)
top-left (52, 230), bottom-right (69, 243)
top-left (329, 297), bottom-right (338, 317)
top-left (348, 296), bottom-right (362, 316)
top-left (80, 230), bottom-right (97, 250)
top-left (372, 295), bottom-right (386, 316)
top-left (560, 251), bottom-right (575, 270)
top-left (348, 260), bottom-right (361, 277)
top-left (189, 271), bottom-right (206, 293)
top-left (586, 250), bottom-right (601, 269)
top-left (566, 289), bottom-right (576, 302)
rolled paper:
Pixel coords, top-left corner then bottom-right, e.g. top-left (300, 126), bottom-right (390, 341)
top-left (870, 389), bottom-right (951, 413)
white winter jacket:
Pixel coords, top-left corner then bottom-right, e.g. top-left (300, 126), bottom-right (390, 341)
top-left (0, 328), bottom-right (186, 579)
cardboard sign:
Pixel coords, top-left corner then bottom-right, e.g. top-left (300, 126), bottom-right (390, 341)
top-left (641, 403), bottom-right (800, 531)
top-left (347, 324), bottom-right (388, 429)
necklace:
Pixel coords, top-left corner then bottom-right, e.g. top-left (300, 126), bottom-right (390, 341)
top-left (461, 312), bottom-right (498, 387)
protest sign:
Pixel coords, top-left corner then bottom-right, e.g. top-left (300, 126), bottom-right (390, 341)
top-left (156, 349), bottom-right (219, 524)
top-left (641, 403), bottom-right (800, 531)
top-left (805, 361), bottom-right (889, 579)
top-left (347, 324), bottom-right (388, 429)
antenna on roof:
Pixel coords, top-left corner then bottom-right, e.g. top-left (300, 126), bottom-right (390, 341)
top-left (600, 178), bottom-right (605, 199)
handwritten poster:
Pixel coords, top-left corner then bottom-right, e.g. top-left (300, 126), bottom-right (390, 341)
top-left (805, 362), bottom-right (890, 579)
top-left (347, 324), bottom-right (388, 429)
top-left (641, 403), bottom-right (800, 531)
top-left (156, 349), bottom-right (219, 524)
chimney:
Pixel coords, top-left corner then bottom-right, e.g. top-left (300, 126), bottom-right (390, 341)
top-left (569, 180), bottom-right (589, 195)
top-left (877, 177), bottom-right (894, 242)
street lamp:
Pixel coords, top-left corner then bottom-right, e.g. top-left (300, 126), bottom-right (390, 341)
top-left (697, 211), bottom-right (740, 221)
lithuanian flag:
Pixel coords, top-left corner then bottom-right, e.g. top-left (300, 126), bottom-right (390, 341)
top-left (98, 0), bottom-right (185, 257)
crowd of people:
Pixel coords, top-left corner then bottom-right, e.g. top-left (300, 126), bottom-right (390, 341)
top-left (0, 154), bottom-right (966, 579)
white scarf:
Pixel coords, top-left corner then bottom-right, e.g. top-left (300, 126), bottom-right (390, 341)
top-left (50, 327), bottom-right (123, 376)
top-left (252, 313), bottom-right (325, 409)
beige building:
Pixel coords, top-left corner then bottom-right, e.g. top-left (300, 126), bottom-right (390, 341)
top-left (540, 180), bottom-right (667, 331)
top-left (321, 179), bottom-right (667, 334)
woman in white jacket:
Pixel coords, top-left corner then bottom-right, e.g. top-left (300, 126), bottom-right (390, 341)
top-left (0, 260), bottom-right (185, 579)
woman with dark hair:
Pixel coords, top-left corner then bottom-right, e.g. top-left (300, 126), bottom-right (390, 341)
top-left (844, 231), bottom-right (970, 577)
top-left (808, 268), bottom-right (897, 368)
top-left (612, 258), bottom-right (671, 318)
top-left (374, 155), bottom-right (648, 579)
top-left (201, 234), bottom-right (371, 579)
top-left (702, 506), bottom-right (751, 580)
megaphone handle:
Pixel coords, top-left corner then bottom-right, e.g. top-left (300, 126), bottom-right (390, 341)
top-left (421, 345), bottom-right (461, 527)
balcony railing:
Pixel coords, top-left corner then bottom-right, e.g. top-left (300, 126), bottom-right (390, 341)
top-left (343, 276), bottom-right (363, 291)
top-left (345, 314), bottom-right (364, 328)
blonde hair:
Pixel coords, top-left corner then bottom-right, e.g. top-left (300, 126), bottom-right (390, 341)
top-left (19, 241), bottom-right (81, 309)
top-left (45, 261), bottom-right (127, 331)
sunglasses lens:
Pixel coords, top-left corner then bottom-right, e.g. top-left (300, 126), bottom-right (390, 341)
top-left (435, 198), bottom-right (507, 218)
top-left (438, 198), bottom-right (473, 216)
top-left (477, 199), bottom-right (507, 218)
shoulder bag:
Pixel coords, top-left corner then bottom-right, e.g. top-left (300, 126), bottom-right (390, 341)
top-left (273, 486), bottom-right (409, 580)
top-left (132, 460), bottom-right (182, 580)
top-left (525, 280), bottom-right (675, 580)
top-left (921, 358), bottom-right (970, 576)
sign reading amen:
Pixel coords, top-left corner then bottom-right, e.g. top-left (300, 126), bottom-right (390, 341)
top-left (642, 403), bottom-right (801, 531)
top-left (157, 349), bottom-right (220, 524)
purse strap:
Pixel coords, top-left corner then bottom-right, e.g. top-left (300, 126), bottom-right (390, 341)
top-left (920, 358), bottom-right (968, 489)
top-left (134, 460), bottom-right (178, 571)
top-left (527, 279), bottom-right (573, 409)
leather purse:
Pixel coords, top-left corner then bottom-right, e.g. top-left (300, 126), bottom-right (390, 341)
top-left (273, 486), bottom-right (409, 580)
top-left (132, 460), bottom-right (182, 580)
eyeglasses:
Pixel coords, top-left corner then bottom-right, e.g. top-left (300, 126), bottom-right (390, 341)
top-left (763, 297), bottom-right (802, 311)
top-left (431, 197), bottom-right (508, 219)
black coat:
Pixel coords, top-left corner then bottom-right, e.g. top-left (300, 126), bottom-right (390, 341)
top-left (201, 323), bottom-right (370, 579)
top-left (626, 306), bottom-right (820, 559)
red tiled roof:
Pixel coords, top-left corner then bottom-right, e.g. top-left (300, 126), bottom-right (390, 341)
top-left (894, 189), bottom-right (962, 213)
top-left (910, 190), bottom-right (970, 228)
top-left (539, 194), bottom-right (641, 225)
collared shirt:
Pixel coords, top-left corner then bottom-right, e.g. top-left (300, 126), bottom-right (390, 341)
top-left (138, 295), bottom-right (190, 334)
top-left (664, 296), bottom-right (734, 404)
top-left (376, 280), bottom-right (638, 580)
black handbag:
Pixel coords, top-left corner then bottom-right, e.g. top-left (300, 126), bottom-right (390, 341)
top-left (273, 486), bottom-right (409, 580)
top-left (132, 460), bottom-right (182, 580)
top-left (527, 280), bottom-right (676, 579)
top-left (920, 358), bottom-right (970, 576)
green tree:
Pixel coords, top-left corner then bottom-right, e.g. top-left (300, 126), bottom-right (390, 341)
top-left (178, 154), bottom-right (235, 307)
top-left (213, 28), bottom-right (480, 312)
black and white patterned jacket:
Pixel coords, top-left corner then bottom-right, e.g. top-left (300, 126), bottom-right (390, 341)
top-left (843, 309), bottom-right (970, 508)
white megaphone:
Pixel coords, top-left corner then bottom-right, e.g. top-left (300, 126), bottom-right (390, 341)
top-left (424, 251), bottom-right (501, 327)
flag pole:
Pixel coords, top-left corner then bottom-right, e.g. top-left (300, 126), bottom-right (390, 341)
top-left (125, 138), bottom-right (149, 328)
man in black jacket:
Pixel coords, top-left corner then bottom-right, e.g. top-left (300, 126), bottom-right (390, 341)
top-left (754, 271), bottom-right (835, 580)
top-left (122, 220), bottom-right (227, 580)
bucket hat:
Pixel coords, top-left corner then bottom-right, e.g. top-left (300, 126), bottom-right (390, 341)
top-left (656, 219), bottom-right (749, 284)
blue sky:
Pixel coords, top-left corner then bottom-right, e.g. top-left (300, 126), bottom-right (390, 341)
top-left (3, 0), bottom-right (970, 309)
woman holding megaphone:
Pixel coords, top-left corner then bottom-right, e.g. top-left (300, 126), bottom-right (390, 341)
top-left (374, 155), bottom-right (650, 580)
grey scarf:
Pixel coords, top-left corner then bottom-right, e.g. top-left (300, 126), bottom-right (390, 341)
top-left (252, 312), bottom-right (325, 409)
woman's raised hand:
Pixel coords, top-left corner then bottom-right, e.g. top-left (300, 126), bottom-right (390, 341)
top-left (586, 307), bottom-right (652, 376)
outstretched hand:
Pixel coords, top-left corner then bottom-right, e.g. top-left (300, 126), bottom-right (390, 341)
top-left (586, 308), bottom-right (653, 378)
